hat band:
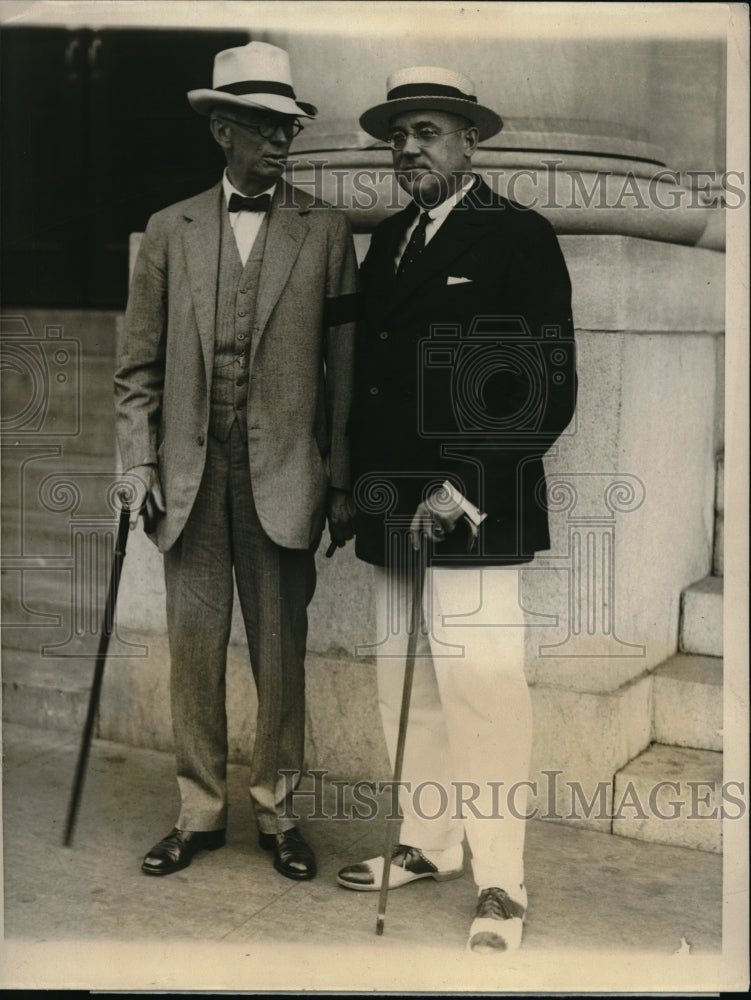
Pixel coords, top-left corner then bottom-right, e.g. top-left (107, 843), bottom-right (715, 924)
top-left (386, 82), bottom-right (478, 103)
top-left (215, 79), bottom-right (298, 100)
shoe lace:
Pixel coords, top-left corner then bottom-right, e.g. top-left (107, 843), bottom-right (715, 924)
top-left (158, 829), bottom-right (186, 861)
top-left (477, 887), bottom-right (524, 920)
top-left (391, 843), bottom-right (422, 869)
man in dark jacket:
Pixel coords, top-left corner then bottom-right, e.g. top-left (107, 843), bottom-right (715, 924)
top-left (336, 66), bottom-right (577, 953)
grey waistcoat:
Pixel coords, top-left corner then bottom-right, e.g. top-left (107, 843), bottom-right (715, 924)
top-left (209, 206), bottom-right (268, 442)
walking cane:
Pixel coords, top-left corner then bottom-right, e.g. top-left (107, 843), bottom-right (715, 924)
top-left (62, 495), bottom-right (131, 847)
top-left (376, 543), bottom-right (427, 935)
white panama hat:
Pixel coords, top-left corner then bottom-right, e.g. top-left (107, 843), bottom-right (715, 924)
top-left (187, 41), bottom-right (317, 118)
top-left (360, 65), bottom-right (502, 141)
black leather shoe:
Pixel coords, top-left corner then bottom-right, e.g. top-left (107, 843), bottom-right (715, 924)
top-left (141, 827), bottom-right (225, 876)
top-left (259, 827), bottom-right (316, 880)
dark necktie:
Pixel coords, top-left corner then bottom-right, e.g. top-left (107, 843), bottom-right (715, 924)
top-left (396, 211), bottom-right (432, 278)
top-left (228, 192), bottom-right (271, 213)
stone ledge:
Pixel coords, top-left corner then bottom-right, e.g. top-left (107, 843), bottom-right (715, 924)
top-left (559, 235), bottom-right (725, 334)
top-left (653, 654), bottom-right (723, 751)
top-left (680, 575), bottom-right (723, 657)
top-left (3, 623), bottom-right (657, 836)
top-left (529, 672), bottom-right (652, 833)
top-left (92, 628), bottom-right (658, 836)
top-left (613, 743), bottom-right (723, 853)
top-left (1, 655), bottom-right (90, 733)
top-left (7, 629), bottom-right (730, 853)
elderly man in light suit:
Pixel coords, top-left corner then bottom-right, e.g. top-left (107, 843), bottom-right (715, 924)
top-left (115, 42), bottom-right (357, 881)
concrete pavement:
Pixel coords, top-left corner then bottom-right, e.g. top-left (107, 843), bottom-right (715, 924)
top-left (1, 719), bottom-right (735, 992)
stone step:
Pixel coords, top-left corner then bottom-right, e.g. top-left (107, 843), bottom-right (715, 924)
top-left (1, 653), bottom-right (92, 734)
top-left (713, 453), bottom-right (724, 577)
top-left (4, 636), bottom-right (729, 855)
top-left (679, 575), bottom-right (723, 657)
top-left (652, 653), bottom-right (722, 751)
top-left (612, 743), bottom-right (723, 853)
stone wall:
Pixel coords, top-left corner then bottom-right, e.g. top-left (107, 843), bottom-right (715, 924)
top-left (105, 233), bottom-right (725, 828)
top-left (105, 18), bottom-right (728, 828)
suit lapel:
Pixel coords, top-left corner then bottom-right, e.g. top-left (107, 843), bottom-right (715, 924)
top-left (363, 204), bottom-right (414, 320)
top-left (385, 178), bottom-right (493, 316)
top-left (252, 181), bottom-right (309, 360)
top-left (182, 184), bottom-right (222, 383)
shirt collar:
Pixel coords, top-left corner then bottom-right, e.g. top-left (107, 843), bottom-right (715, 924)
top-left (223, 170), bottom-right (277, 211)
top-left (416, 174), bottom-right (476, 222)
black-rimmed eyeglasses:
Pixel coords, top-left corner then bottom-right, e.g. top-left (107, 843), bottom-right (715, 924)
top-left (215, 115), bottom-right (304, 140)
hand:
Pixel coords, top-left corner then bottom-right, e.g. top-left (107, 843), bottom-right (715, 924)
top-left (327, 488), bottom-right (356, 550)
top-left (409, 488), bottom-right (478, 551)
top-left (123, 464), bottom-right (165, 532)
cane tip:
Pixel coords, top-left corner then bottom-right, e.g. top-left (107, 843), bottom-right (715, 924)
top-left (376, 916), bottom-right (384, 936)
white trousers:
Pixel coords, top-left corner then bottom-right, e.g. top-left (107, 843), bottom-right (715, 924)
top-left (373, 564), bottom-right (532, 890)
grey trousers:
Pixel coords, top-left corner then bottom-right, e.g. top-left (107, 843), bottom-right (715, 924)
top-left (163, 422), bottom-right (316, 834)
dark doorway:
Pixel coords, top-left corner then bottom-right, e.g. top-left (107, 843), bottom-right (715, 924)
top-left (1, 26), bottom-right (248, 309)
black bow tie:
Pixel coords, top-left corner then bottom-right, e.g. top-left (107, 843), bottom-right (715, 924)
top-left (228, 192), bottom-right (271, 213)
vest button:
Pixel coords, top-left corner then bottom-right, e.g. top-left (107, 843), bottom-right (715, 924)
top-left (369, 386), bottom-right (379, 396)
top-left (379, 331), bottom-right (389, 340)
top-left (237, 332), bottom-right (246, 340)
top-left (238, 309), bottom-right (248, 317)
top-left (239, 286), bottom-right (249, 294)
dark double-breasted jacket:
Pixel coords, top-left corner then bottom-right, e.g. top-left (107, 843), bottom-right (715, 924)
top-left (350, 176), bottom-right (577, 568)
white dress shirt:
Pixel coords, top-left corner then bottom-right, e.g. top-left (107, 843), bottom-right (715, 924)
top-left (394, 174), bottom-right (476, 270)
top-left (222, 171), bottom-right (276, 266)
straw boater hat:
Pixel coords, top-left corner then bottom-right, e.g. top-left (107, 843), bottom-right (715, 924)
top-left (360, 66), bottom-right (502, 142)
top-left (187, 41), bottom-right (317, 118)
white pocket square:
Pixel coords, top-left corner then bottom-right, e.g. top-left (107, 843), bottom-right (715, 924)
top-left (447, 275), bottom-right (472, 285)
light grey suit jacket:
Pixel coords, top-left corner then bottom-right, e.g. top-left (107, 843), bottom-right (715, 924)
top-left (115, 180), bottom-right (358, 552)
